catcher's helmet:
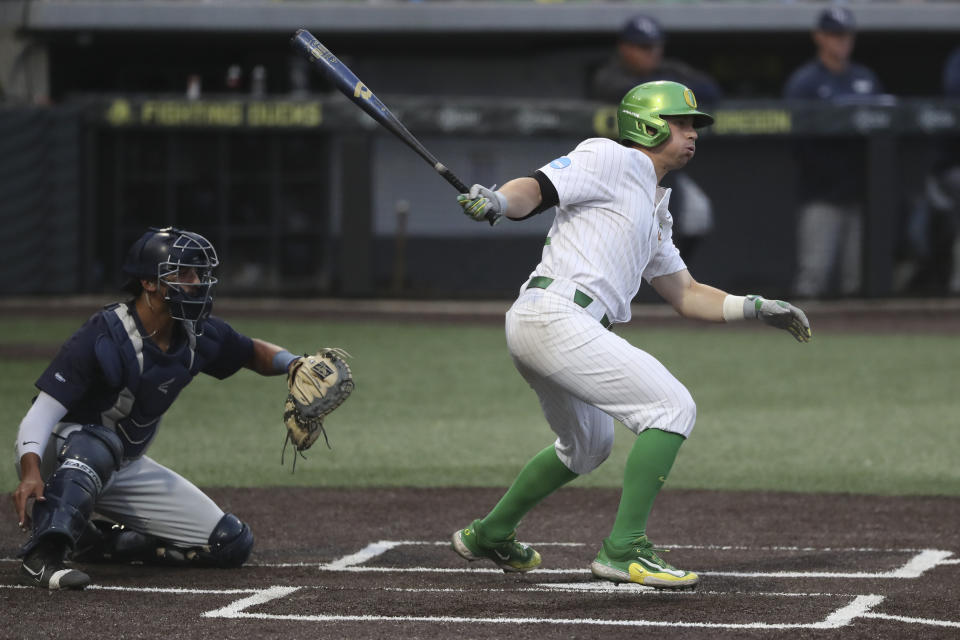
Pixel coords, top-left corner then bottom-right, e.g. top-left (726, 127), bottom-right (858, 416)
top-left (122, 227), bottom-right (219, 330)
top-left (617, 80), bottom-right (714, 148)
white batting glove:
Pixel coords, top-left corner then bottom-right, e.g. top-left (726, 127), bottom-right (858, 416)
top-left (457, 184), bottom-right (506, 224)
top-left (745, 295), bottom-right (812, 343)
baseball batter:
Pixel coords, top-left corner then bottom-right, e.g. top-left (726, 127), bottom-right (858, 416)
top-left (10, 227), bottom-right (308, 590)
top-left (450, 81), bottom-right (811, 589)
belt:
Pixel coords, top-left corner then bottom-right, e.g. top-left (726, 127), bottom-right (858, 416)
top-left (527, 276), bottom-right (612, 329)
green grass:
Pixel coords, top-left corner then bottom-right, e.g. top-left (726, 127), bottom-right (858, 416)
top-left (1, 317), bottom-right (957, 495)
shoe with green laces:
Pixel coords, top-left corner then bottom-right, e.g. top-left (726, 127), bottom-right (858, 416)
top-left (451, 519), bottom-right (541, 573)
top-left (590, 536), bottom-right (699, 590)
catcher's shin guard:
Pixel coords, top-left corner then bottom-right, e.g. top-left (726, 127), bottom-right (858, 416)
top-left (21, 424), bottom-right (124, 556)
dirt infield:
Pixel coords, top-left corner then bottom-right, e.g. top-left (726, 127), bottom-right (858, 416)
top-left (2, 487), bottom-right (959, 639)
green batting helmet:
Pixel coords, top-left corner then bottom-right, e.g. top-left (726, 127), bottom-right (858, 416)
top-left (617, 81), bottom-right (714, 148)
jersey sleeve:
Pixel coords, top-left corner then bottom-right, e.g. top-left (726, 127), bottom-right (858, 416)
top-left (35, 314), bottom-right (107, 410)
top-left (538, 139), bottom-right (620, 209)
top-left (199, 316), bottom-right (255, 379)
top-left (642, 222), bottom-right (687, 282)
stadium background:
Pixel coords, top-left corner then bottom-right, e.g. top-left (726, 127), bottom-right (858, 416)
top-left (1, 3), bottom-right (960, 637)
top-left (2, 0), bottom-right (959, 300)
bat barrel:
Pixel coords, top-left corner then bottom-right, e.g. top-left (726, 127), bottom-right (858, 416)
top-left (290, 29), bottom-right (321, 60)
top-left (290, 29), bottom-right (496, 225)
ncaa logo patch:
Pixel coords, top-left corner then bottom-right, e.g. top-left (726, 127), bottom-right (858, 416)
top-left (549, 157), bottom-right (571, 169)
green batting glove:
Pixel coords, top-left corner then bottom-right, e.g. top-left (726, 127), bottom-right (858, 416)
top-left (745, 295), bottom-right (812, 343)
top-left (457, 184), bottom-right (506, 224)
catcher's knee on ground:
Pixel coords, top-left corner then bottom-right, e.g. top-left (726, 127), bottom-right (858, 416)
top-left (150, 513), bottom-right (253, 568)
top-left (22, 424), bottom-right (124, 556)
top-left (79, 513), bottom-right (254, 568)
top-left (157, 513), bottom-right (254, 568)
top-left (200, 513), bottom-right (254, 568)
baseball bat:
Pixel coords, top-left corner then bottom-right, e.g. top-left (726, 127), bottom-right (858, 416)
top-left (290, 29), bottom-right (498, 226)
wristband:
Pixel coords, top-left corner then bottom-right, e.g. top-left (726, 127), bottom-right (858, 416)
top-left (493, 190), bottom-right (509, 216)
top-left (272, 350), bottom-right (299, 374)
top-left (722, 295), bottom-right (748, 322)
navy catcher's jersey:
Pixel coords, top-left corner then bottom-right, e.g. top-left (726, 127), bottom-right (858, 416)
top-left (36, 302), bottom-right (254, 458)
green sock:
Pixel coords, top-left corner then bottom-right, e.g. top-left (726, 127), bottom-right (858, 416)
top-left (606, 428), bottom-right (685, 549)
top-left (479, 444), bottom-right (579, 541)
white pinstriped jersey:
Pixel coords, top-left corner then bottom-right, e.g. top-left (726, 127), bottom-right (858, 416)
top-left (533, 137), bottom-right (687, 323)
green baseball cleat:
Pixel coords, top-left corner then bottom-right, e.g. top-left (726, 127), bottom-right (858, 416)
top-left (590, 536), bottom-right (699, 590)
top-left (451, 519), bottom-right (541, 573)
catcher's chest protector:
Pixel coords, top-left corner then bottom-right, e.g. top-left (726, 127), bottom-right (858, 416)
top-left (95, 304), bottom-right (202, 457)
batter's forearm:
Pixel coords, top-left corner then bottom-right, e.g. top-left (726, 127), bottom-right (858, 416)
top-left (652, 271), bottom-right (727, 322)
top-left (675, 282), bottom-right (728, 322)
top-left (500, 177), bottom-right (543, 219)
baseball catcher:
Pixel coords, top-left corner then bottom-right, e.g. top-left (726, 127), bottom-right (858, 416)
top-left (10, 226), bottom-right (355, 590)
top-left (282, 348), bottom-right (355, 469)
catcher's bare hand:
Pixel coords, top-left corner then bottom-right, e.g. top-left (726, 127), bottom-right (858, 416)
top-left (282, 348), bottom-right (355, 469)
top-left (745, 295), bottom-right (812, 343)
top-left (12, 462), bottom-right (45, 530)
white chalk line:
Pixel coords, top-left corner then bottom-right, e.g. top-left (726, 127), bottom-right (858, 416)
top-left (0, 582), bottom-right (858, 598)
top-left (385, 584), bottom-right (861, 597)
top-left (200, 590), bottom-right (887, 629)
top-left (863, 612), bottom-right (960, 628)
top-left (0, 584), bottom-right (263, 594)
top-left (203, 591), bottom-right (960, 630)
top-left (202, 586), bottom-right (301, 618)
top-left (324, 540), bottom-right (403, 569)
top-left (312, 544), bottom-right (954, 580)
top-left (3, 545), bottom-right (955, 580)
top-left (2, 542), bottom-right (954, 564)
top-left (3, 581), bottom-right (959, 630)
top-left (364, 541), bottom-right (949, 553)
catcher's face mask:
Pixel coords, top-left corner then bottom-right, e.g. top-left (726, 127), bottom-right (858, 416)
top-left (159, 231), bottom-right (219, 335)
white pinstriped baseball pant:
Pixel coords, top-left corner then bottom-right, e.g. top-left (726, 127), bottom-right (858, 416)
top-left (505, 279), bottom-right (696, 475)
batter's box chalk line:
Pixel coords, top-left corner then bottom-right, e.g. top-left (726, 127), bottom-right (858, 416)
top-left (198, 588), bottom-right (960, 630)
top-left (307, 541), bottom-right (956, 580)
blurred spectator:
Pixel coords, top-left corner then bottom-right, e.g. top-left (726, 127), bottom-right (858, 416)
top-left (784, 6), bottom-right (885, 298)
top-left (898, 46), bottom-right (960, 294)
top-left (941, 47), bottom-right (960, 293)
top-left (588, 14), bottom-right (722, 107)
top-left (589, 14), bottom-right (721, 261)
top-left (225, 64), bottom-right (243, 93)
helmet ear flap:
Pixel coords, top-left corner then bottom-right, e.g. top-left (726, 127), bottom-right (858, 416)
top-left (620, 110), bottom-right (670, 148)
top-left (637, 114), bottom-right (671, 147)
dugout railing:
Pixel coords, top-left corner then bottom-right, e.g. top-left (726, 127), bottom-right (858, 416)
top-left (1, 96), bottom-right (957, 298)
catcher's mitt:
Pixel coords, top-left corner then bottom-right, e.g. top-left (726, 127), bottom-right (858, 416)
top-left (282, 348), bottom-right (355, 470)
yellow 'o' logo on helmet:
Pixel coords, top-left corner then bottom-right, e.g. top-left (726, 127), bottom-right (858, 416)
top-left (683, 89), bottom-right (697, 109)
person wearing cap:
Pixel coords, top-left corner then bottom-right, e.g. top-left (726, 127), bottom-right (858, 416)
top-left (588, 14), bottom-right (722, 106)
top-left (784, 6), bottom-right (885, 298)
top-left (898, 46), bottom-right (960, 293)
top-left (589, 15), bottom-right (723, 262)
